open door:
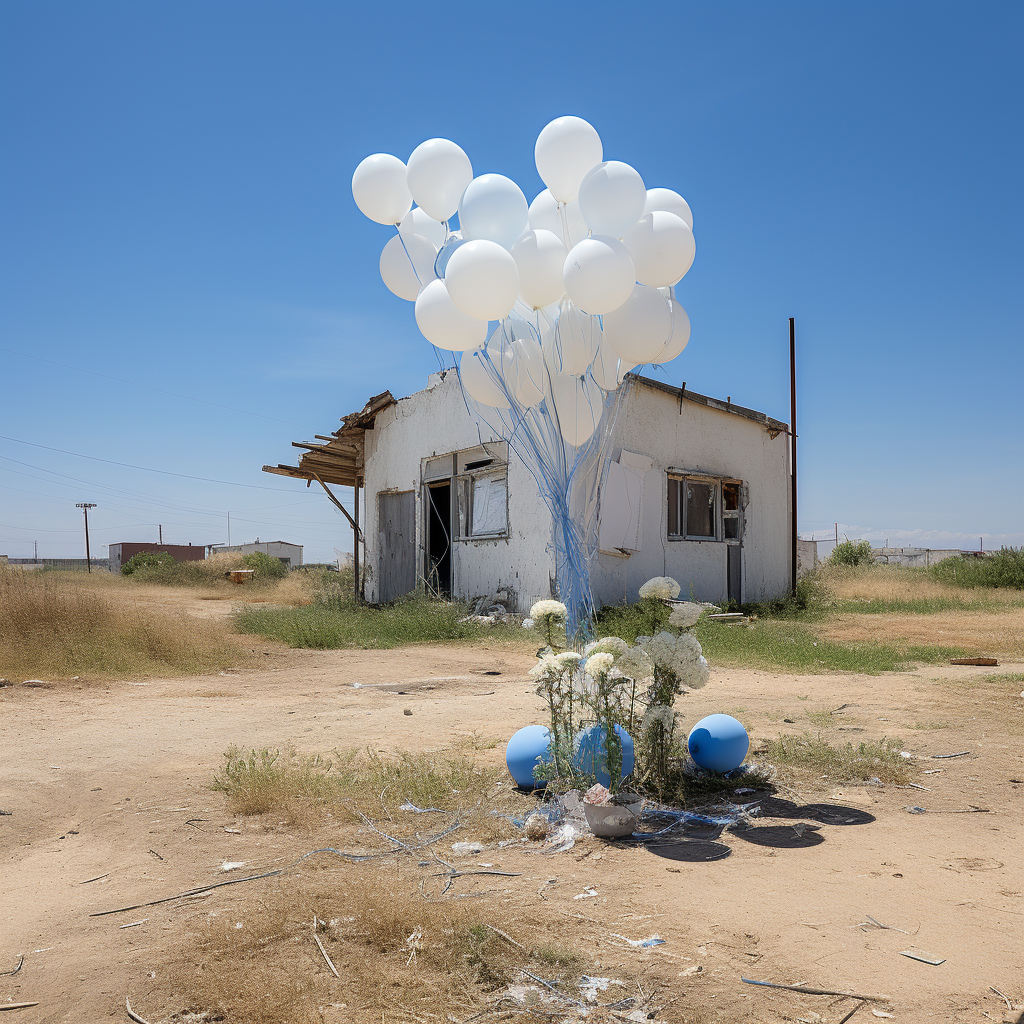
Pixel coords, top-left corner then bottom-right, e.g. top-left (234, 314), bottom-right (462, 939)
top-left (425, 481), bottom-right (452, 597)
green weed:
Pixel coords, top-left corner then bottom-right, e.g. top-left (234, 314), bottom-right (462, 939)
top-left (759, 734), bottom-right (915, 785)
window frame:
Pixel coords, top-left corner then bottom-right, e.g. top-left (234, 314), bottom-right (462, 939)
top-left (455, 467), bottom-right (510, 540)
top-left (666, 472), bottom-right (743, 543)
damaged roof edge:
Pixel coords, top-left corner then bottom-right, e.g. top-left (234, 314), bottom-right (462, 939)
top-left (630, 374), bottom-right (789, 433)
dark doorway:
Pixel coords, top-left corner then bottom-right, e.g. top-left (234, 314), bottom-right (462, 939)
top-left (426, 482), bottom-right (452, 597)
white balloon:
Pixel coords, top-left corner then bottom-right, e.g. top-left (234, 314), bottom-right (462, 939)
top-left (511, 229), bottom-right (568, 309)
top-left (399, 207), bottom-right (446, 248)
top-left (460, 343), bottom-right (513, 409)
top-left (414, 279), bottom-right (488, 352)
top-left (591, 340), bottom-right (636, 392)
top-left (578, 160), bottom-right (646, 238)
top-left (549, 372), bottom-right (603, 447)
top-left (623, 211), bottom-right (696, 287)
top-left (406, 138), bottom-right (473, 222)
top-left (444, 240), bottom-right (520, 320)
top-left (562, 236), bottom-right (635, 315)
top-left (534, 115), bottom-right (604, 203)
top-left (528, 189), bottom-right (589, 247)
top-left (351, 153), bottom-right (413, 226)
top-left (644, 187), bottom-right (693, 230)
top-left (379, 232), bottom-right (438, 301)
top-left (458, 173), bottom-right (529, 250)
top-left (508, 328), bottom-right (547, 407)
top-left (433, 232), bottom-right (464, 277)
top-left (542, 302), bottom-right (601, 375)
top-left (653, 298), bottom-right (691, 363)
top-left (602, 284), bottom-right (673, 363)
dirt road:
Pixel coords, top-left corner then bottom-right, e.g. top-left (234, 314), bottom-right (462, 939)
top-left (1, 645), bottom-right (1021, 1022)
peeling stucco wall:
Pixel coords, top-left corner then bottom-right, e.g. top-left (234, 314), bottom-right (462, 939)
top-left (361, 372), bottom-right (553, 609)
top-left (362, 372), bottom-right (791, 611)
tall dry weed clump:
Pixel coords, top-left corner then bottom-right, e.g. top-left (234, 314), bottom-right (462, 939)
top-left (0, 567), bottom-right (245, 679)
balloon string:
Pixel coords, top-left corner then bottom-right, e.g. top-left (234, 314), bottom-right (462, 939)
top-left (395, 226), bottom-right (422, 286)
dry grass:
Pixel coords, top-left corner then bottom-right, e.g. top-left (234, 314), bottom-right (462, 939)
top-left (824, 563), bottom-right (1024, 609)
top-left (0, 567), bottom-right (247, 680)
top-left (757, 734), bottom-right (916, 785)
top-left (211, 745), bottom-right (525, 838)
top-left (144, 864), bottom-right (639, 1023)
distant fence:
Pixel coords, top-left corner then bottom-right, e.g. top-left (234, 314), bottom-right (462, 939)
top-left (4, 558), bottom-right (113, 571)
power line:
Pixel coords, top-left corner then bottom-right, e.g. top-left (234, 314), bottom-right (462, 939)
top-left (0, 434), bottom-right (312, 492)
top-left (0, 346), bottom-right (317, 430)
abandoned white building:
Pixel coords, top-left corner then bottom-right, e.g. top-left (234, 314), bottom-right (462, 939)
top-left (265, 371), bottom-right (794, 611)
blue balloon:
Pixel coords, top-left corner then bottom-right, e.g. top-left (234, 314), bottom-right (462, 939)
top-left (572, 724), bottom-right (635, 788)
top-left (687, 714), bottom-right (749, 773)
top-left (505, 725), bottom-right (552, 789)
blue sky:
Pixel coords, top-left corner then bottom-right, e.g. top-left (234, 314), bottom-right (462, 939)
top-left (1, 1), bottom-right (1021, 563)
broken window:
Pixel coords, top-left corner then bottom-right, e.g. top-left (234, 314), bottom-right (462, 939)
top-left (668, 475), bottom-right (733, 541)
top-left (723, 481), bottom-right (742, 540)
top-left (470, 473), bottom-right (508, 536)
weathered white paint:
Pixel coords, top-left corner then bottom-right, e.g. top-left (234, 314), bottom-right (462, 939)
top-left (361, 371), bottom-right (791, 610)
top-left (361, 372), bottom-right (553, 608)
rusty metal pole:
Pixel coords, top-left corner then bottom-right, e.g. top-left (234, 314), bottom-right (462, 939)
top-left (789, 318), bottom-right (798, 595)
top-left (353, 479), bottom-right (361, 602)
top-left (76, 503), bottom-right (97, 573)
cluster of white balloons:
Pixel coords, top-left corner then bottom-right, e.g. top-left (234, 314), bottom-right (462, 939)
top-left (351, 116), bottom-right (695, 447)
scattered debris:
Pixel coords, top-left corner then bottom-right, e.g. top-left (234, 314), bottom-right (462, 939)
top-left (399, 800), bottom-right (444, 813)
top-left (0, 1004), bottom-right (40, 1013)
top-left (902, 783), bottom-right (930, 792)
top-left (219, 861), bottom-right (247, 873)
top-left (403, 709), bottom-right (413, 716)
top-left (949, 657), bottom-right (997, 666)
top-left (313, 931), bottom-right (340, 978)
top-left (80, 873), bottom-right (109, 884)
top-left (831, 703), bottom-right (853, 714)
top-left (0, 956), bottom-right (24, 978)
top-left (610, 932), bottom-right (666, 947)
top-left (222, 827), bottom-right (241, 834)
top-left (573, 887), bottom-right (598, 900)
top-left (990, 988), bottom-right (1013, 1011)
top-left (451, 842), bottom-right (484, 855)
top-left (484, 924), bottom-right (527, 951)
top-left (905, 806), bottom-right (927, 814)
top-left (898, 949), bottom-right (945, 966)
top-left (125, 996), bottom-right (152, 1024)
top-left (148, 849), bottom-right (163, 861)
top-left (871, 1012), bottom-right (896, 1020)
top-left (404, 925), bottom-right (424, 965)
top-left (524, 812), bottom-right (551, 841)
top-left (119, 919), bottom-right (149, 930)
top-left (838, 1003), bottom-right (867, 1024)
top-left (579, 975), bottom-right (624, 1002)
top-left (932, 751), bottom-right (970, 759)
top-left (741, 978), bottom-right (890, 1001)
top-left (859, 915), bottom-right (911, 935)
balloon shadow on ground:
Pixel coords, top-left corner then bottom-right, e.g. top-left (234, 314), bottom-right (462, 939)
top-left (728, 822), bottom-right (825, 849)
top-left (755, 797), bottom-right (876, 826)
top-left (645, 840), bottom-right (732, 862)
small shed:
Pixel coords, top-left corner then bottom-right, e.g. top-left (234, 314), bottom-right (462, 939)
top-left (265, 373), bottom-right (793, 610)
top-left (108, 542), bottom-right (207, 574)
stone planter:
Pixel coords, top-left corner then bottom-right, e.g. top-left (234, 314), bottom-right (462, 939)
top-left (583, 796), bottom-right (643, 838)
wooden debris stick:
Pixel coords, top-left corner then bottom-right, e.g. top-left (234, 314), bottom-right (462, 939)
top-left (864, 915), bottom-right (911, 935)
top-left (950, 657), bottom-right (997, 666)
top-left (119, 919), bottom-right (149, 930)
top-left (990, 987), bottom-right (1012, 1010)
top-left (932, 751), bottom-right (970, 759)
top-left (91, 867), bottom-right (284, 916)
top-left (313, 933), bottom-right (340, 978)
top-left (0, 956), bottom-right (24, 977)
top-left (0, 1004), bottom-right (39, 1012)
top-left (484, 924), bottom-right (528, 951)
top-left (741, 978), bottom-right (890, 1002)
top-left (125, 997), bottom-right (152, 1024)
top-left (80, 873), bottom-right (110, 884)
top-left (838, 1001), bottom-right (866, 1024)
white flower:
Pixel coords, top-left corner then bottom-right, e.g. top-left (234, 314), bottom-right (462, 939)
top-left (530, 599), bottom-right (567, 621)
top-left (615, 645), bottom-right (654, 682)
top-left (641, 704), bottom-right (677, 734)
top-left (529, 652), bottom-right (559, 679)
top-left (668, 602), bottom-right (704, 628)
top-left (522, 618), bottom-right (534, 629)
top-left (637, 630), bottom-right (709, 689)
top-left (583, 636), bottom-right (629, 659)
top-left (584, 652), bottom-right (615, 678)
top-left (638, 576), bottom-right (681, 601)
top-left (554, 652), bottom-right (582, 670)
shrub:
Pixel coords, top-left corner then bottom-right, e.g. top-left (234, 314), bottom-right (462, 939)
top-left (121, 550), bottom-right (175, 576)
top-left (241, 550), bottom-right (288, 581)
top-left (930, 547), bottom-right (1024, 590)
top-left (831, 539), bottom-right (875, 567)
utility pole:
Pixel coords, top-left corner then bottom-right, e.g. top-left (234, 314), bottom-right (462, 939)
top-left (33, 540), bottom-right (38, 562)
top-left (159, 524), bottom-right (163, 545)
top-left (76, 503), bottom-right (97, 573)
top-left (789, 318), bottom-right (798, 595)
top-left (226, 511), bottom-right (231, 546)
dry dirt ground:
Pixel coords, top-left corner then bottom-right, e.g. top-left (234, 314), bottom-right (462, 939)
top-left (2, 637), bottom-right (1022, 1022)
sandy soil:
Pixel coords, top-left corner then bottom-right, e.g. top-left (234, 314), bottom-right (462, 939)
top-left (1, 642), bottom-right (1022, 1022)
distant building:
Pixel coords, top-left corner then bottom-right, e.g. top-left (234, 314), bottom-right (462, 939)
top-left (108, 542), bottom-right (207, 574)
top-left (215, 540), bottom-right (303, 568)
